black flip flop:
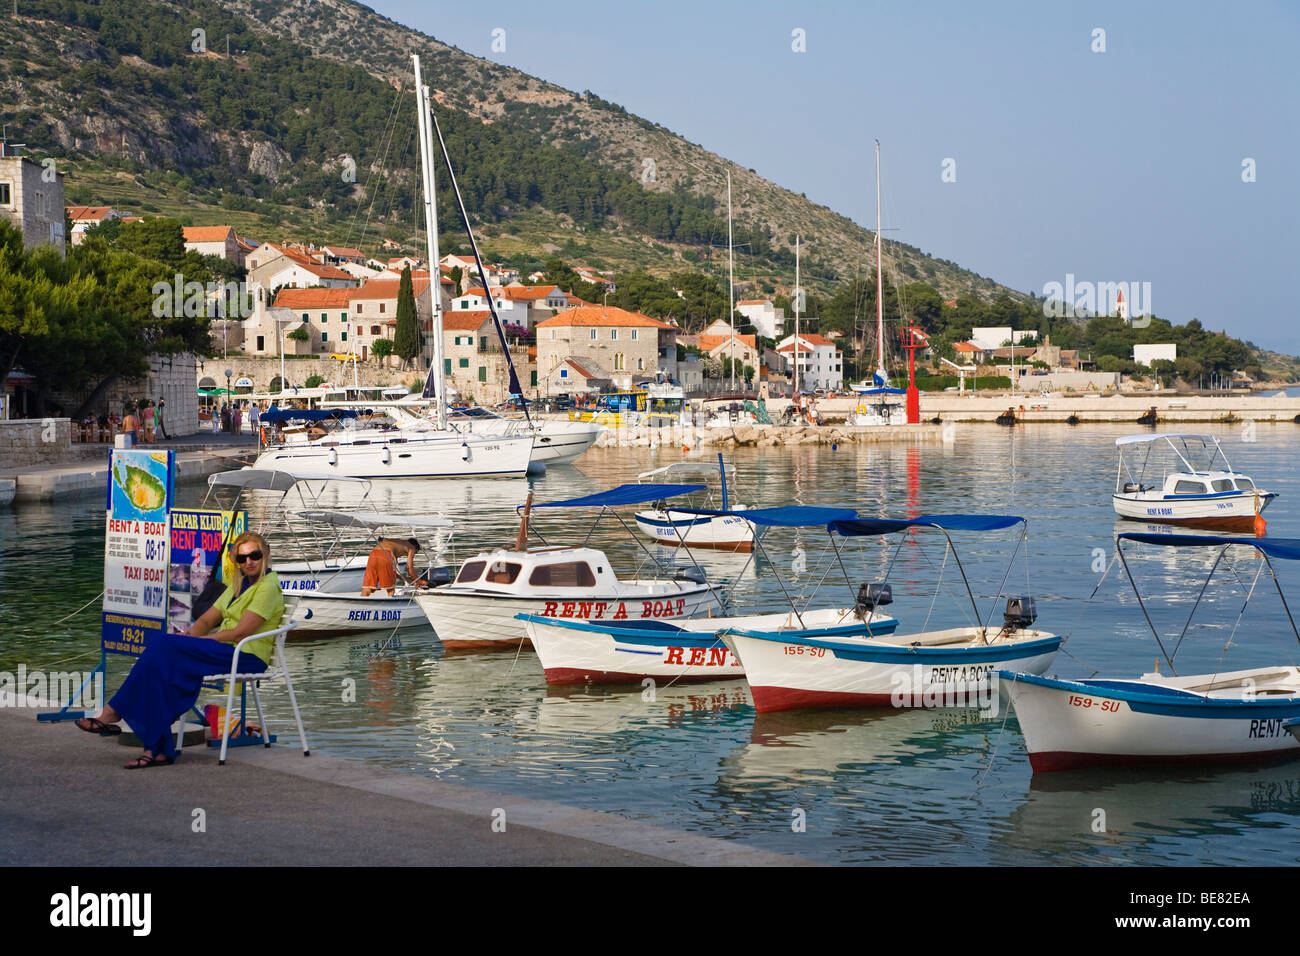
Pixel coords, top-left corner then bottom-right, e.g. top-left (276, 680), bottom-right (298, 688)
top-left (76, 717), bottom-right (122, 736)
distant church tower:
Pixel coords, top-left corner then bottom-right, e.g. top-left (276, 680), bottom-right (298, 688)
top-left (1115, 287), bottom-right (1128, 321)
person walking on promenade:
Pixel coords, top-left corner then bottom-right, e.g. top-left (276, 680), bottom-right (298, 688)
top-left (155, 398), bottom-right (168, 440)
top-left (220, 403), bottom-right (231, 433)
top-left (121, 405), bottom-right (139, 446)
top-left (142, 401), bottom-right (156, 442)
top-left (233, 403), bottom-right (243, 435)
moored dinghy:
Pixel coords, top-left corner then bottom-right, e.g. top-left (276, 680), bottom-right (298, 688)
top-left (520, 505), bottom-right (900, 684)
top-left (288, 511), bottom-right (455, 634)
top-left (632, 455), bottom-right (756, 552)
top-left (999, 533), bottom-right (1300, 772)
top-left (720, 515), bottom-right (1062, 713)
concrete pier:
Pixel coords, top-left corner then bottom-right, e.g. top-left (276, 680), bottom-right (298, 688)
top-left (0, 707), bottom-right (808, 866)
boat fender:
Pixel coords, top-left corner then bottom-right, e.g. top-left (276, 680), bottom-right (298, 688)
top-left (460, 441), bottom-right (470, 462)
top-left (381, 446), bottom-right (391, 465)
top-left (328, 448), bottom-right (338, 466)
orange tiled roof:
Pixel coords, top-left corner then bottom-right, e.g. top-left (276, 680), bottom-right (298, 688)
top-left (737, 298), bottom-right (768, 306)
top-left (183, 226), bottom-right (235, 243)
top-left (699, 333), bottom-right (757, 352)
top-left (66, 205), bottom-right (115, 222)
top-left (443, 311), bottom-right (493, 331)
top-left (274, 287), bottom-right (355, 309)
top-left (536, 306), bottom-right (675, 330)
top-left (350, 276), bottom-right (434, 299)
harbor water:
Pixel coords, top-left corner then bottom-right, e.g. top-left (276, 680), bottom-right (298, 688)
top-left (5, 422), bottom-right (1300, 865)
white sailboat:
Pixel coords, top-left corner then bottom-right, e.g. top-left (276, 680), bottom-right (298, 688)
top-left (252, 56), bottom-right (534, 479)
top-left (850, 141), bottom-right (908, 427)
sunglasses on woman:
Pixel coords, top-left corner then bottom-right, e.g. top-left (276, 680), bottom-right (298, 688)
top-left (236, 550), bottom-right (264, 563)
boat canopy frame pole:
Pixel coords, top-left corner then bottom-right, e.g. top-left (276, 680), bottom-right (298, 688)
top-left (1116, 538), bottom-right (1187, 673)
top-left (983, 520), bottom-right (1030, 631)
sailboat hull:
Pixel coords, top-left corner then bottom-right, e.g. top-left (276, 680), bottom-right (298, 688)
top-left (253, 432), bottom-right (534, 479)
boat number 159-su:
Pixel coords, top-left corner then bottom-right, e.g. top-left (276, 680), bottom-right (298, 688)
top-left (1067, 695), bottom-right (1120, 713)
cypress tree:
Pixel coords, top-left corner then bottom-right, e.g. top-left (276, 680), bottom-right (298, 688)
top-left (394, 265), bottom-right (421, 368)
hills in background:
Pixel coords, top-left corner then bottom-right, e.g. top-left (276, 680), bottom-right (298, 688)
top-left (4, 0), bottom-right (1012, 299)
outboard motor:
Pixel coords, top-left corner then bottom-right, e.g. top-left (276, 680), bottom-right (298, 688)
top-left (1004, 596), bottom-right (1037, 630)
top-left (854, 582), bottom-right (893, 618)
top-left (674, 566), bottom-right (707, 585)
top-left (416, 566), bottom-right (452, 587)
top-left (1122, 482), bottom-right (1143, 494)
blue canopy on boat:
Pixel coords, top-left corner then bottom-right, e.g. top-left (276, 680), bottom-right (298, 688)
top-left (854, 387), bottom-right (907, 396)
top-left (261, 407), bottom-right (360, 423)
top-left (531, 484), bottom-right (707, 509)
top-left (1118, 532), bottom-right (1300, 561)
top-left (829, 514), bottom-right (1026, 536)
top-left (671, 505), bottom-right (858, 527)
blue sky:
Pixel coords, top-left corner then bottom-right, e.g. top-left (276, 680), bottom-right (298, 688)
top-left (371, 0), bottom-right (1300, 357)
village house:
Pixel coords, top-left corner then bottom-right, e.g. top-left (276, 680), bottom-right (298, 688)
top-left (247, 247), bottom-right (357, 299)
top-left (776, 333), bottom-right (844, 391)
top-left (0, 153), bottom-right (65, 255)
top-left (65, 205), bottom-right (119, 245)
top-left (736, 299), bottom-right (784, 339)
top-left (273, 287), bottom-right (355, 355)
top-left (696, 320), bottom-right (759, 374)
top-left (442, 311), bottom-right (536, 404)
top-left (536, 305), bottom-right (678, 391)
top-left (182, 225), bottom-right (244, 265)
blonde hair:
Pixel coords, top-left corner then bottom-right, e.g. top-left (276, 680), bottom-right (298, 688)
top-left (230, 531), bottom-right (272, 583)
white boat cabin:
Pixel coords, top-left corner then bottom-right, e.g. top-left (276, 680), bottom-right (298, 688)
top-left (451, 547), bottom-right (617, 595)
top-left (1123, 470), bottom-right (1261, 499)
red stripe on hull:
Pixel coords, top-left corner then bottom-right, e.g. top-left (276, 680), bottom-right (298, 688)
top-left (1119, 514), bottom-right (1260, 533)
top-left (750, 685), bottom-right (896, 713)
top-left (1029, 747), bottom-right (1300, 773)
top-left (545, 666), bottom-right (744, 685)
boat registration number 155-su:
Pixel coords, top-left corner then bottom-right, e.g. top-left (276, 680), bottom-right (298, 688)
top-left (1067, 694), bottom-right (1121, 712)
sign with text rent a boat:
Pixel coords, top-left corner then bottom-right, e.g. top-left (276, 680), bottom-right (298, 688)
top-left (102, 449), bottom-right (174, 656)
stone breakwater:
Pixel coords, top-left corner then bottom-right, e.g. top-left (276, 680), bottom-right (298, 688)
top-left (594, 423), bottom-right (946, 448)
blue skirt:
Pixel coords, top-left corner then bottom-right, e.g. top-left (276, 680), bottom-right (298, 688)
top-left (109, 635), bottom-right (267, 760)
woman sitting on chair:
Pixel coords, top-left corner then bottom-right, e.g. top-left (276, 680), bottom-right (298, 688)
top-left (75, 532), bottom-right (285, 769)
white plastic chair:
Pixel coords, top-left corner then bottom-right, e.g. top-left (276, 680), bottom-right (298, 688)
top-left (176, 618), bottom-right (310, 765)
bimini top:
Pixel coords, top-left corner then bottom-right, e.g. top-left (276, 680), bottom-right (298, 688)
top-left (1115, 433), bottom-right (1219, 446)
top-left (261, 407), bottom-right (361, 424)
top-left (531, 484), bottom-right (707, 509)
top-left (298, 510), bottom-right (455, 530)
top-left (671, 505), bottom-right (858, 527)
top-left (1118, 532), bottom-right (1300, 561)
top-left (829, 514), bottom-right (1026, 536)
top-left (207, 469), bottom-right (371, 491)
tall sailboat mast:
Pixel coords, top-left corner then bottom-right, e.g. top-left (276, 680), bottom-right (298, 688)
top-left (875, 139), bottom-right (886, 384)
top-left (794, 235), bottom-right (800, 396)
top-left (727, 169), bottom-right (736, 392)
top-left (413, 54), bottom-right (447, 429)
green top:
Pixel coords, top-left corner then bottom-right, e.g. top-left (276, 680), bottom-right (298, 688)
top-left (213, 571), bottom-right (285, 665)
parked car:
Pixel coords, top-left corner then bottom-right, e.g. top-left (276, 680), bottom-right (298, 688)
top-left (553, 393), bottom-right (573, 410)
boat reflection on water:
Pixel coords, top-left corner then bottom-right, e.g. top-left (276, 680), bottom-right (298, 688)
top-left (532, 679), bottom-right (752, 736)
top-left (997, 761), bottom-right (1300, 863)
top-left (722, 707), bottom-right (1004, 788)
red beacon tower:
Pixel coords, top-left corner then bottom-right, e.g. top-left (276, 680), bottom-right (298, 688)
top-left (900, 325), bottom-right (928, 424)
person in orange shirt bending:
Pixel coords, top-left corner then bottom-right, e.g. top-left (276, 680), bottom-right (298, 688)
top-left (361, 538), bottom-right (425, 596)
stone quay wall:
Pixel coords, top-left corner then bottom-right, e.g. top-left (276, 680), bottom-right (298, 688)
top-left (0, 419), bottom-right (73, 467)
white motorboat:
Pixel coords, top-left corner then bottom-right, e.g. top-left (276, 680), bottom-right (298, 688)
top-left (719, 514), bottom-right (1061, 713)
top-left (633, 457), bottom-right (756, 552)
top-left (414, 484), bottom-right (728, 649)
top-left (520, 505), bottom-right (901, 686)
top-left (999, 532), bottom-right (1300, 772)
top-left (1112, 433), bottom-right (1277, 532)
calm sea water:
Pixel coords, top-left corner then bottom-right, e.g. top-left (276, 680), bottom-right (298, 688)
top-left (5, 422), bottom-right (1300, 865)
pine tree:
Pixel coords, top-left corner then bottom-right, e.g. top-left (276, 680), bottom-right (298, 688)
top-left (393, 265), bottom-right (421, 369)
